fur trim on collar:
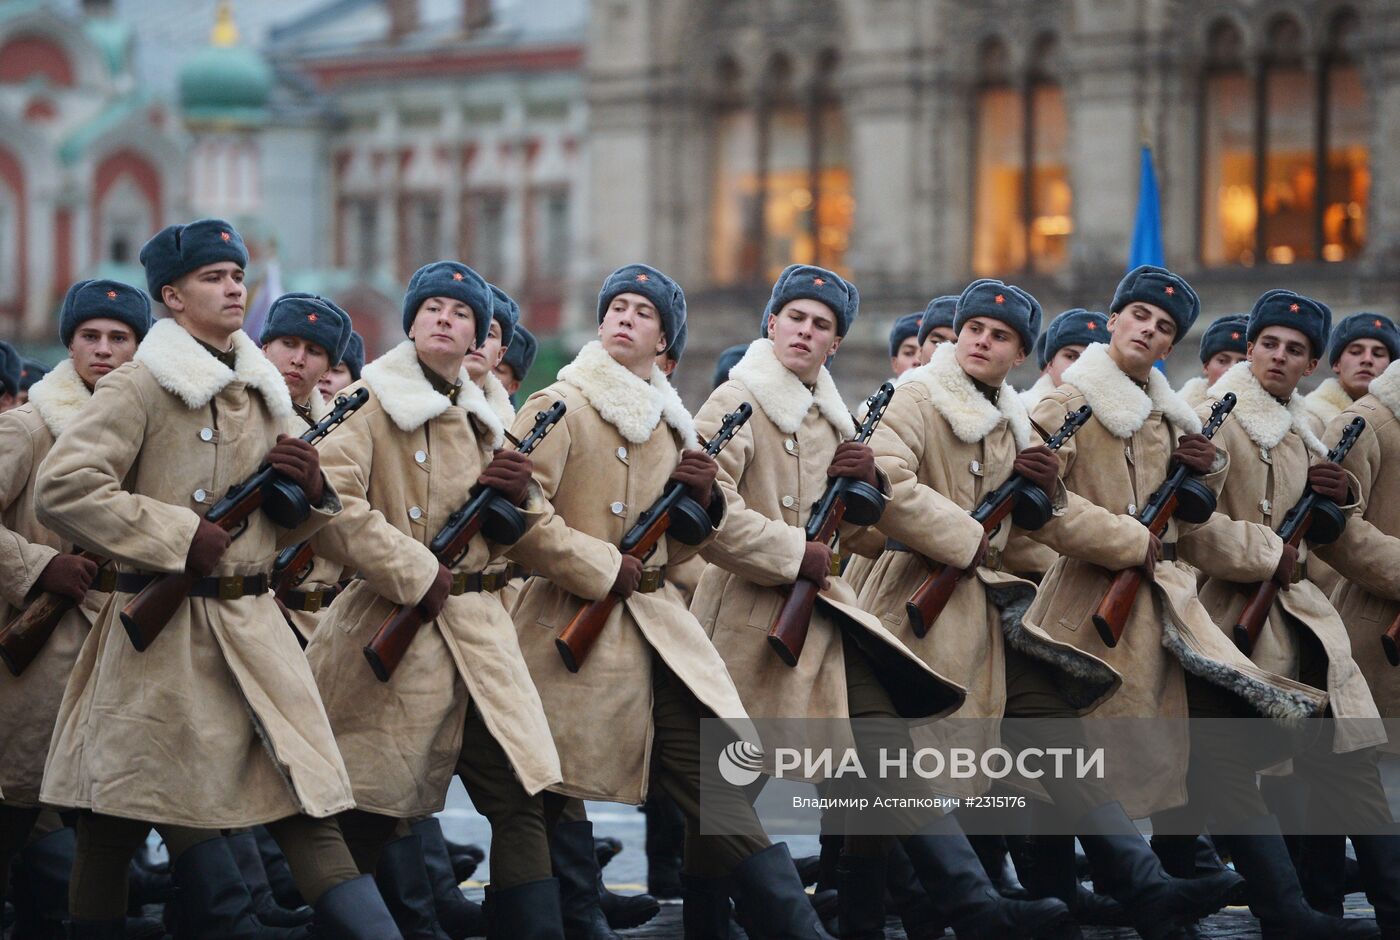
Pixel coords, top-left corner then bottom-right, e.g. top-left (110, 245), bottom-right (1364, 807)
top-left (729, 338), bottom-right (855, 438)
top-left (557, 341), bottom-right (697, 447)
top-left (1060, 342), bottom-right (1202, 438)
top-left (1305, 378), bottom-right (1353, 429)
top-left (361, 340), bottom-right (505, 446)
top-left (1018, 373), bottom-right (1055, 413)
top-left (1178, 376), bottom-right (1209, 408)
top-left (480, 371), bottom-right (516, 427)
top-left (301, 386), bottom-right (331, 425)
top-left (134, 318), bottom-right (292, 417)
top-left (26, 358), bottom-right (91, 437)
top-left (1369, 359), bottom-right (1400, 419)
top-left (897, 342), bottom-right (1031, 448)
top-left (1207, 361), bottom-right (1326, 456)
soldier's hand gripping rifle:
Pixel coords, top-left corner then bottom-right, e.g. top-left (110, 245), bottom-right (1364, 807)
top-left (905, 405), bottom-right (1092, 639)
top-left (119, 388), bottom-right (370, 652)
top-left (363, 400), bottom-right (566, 682)
top-left (555, 402), bottom-right (753, 674)
top-left (1234, 416), bottom-right (1365, 655)
top-left (1092, 393), bottom-right (1237, 648)
top-left (767, 383), bottom-right (895, 667)
top-left (0, 548), bottom-right (106, 676)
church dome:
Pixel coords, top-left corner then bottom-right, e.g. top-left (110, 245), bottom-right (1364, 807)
top-left (179, 2), bottom-right (271, 124)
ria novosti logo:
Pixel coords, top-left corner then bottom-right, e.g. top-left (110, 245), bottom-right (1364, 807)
top-left (717, 741), bottom-right (765, 787)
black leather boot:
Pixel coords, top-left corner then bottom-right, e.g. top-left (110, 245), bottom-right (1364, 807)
top-left (376, 834), bottom-right (451, 939)
top-left (1078, 803), bottom-right (1244, 940)
top-left (549, 820), bottom-right (618, 940)
top-left (227, 831), bottom-right (313, 929)
top-left (410, 817), bottom-right (485, 940)
top-left (1022, 834), bottom-right (1130, 928)
top-left (836, 854), bottom-right (886, 940)
top-left (815, 834), bottom-right (842, 894)
top-left (883, 842), bottom-right (946, 939)
top-left (312, 875), bottom-right (402, 940)
top-left (12, 825), bottom-right (77, 939)
top-left (968, 834), bottom-right (1028, 899)
top-left (1351, 832), bottom-right (1400, 936)
top-left (642, 794), bottom-right (685, 899)
top-left (255, 828), bottom-right (304, 911)
top-left (901, 814), bottom-right (1071, 939)
top-left (66, 920), bottom-right (126, 939)
top-left (1220, 815), bottom-right (1379, 939)
top-left (730, 843), bottom-right (835, 939)
top-left (597, 879), bottom-right (659, 930)
top-left (167, 837), bottom-right (309, 939)
top-left (441, 836), bottom-right (482, 884)
top-left (681, 874), bottom-right (735, 940)
top-left (1298, 834), bottom-right (1350, 917)
top-left (486, 878), bottom-right (565, 940)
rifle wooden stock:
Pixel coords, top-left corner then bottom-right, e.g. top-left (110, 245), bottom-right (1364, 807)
top-left (767, 506), bottom-right (846, 667)
top-left (1233, 580), bottom-right (1282, 654)
top-left (1383, 608), bottom-right (1400, 667)
top-left (0, 549), bottom-right (105, 676)
top-left (906, 498), bottom-right (1015, 639)
top-left (364, 599), bottom-right (433, 682)
top-left (1091, 492), bottom-right (1177, 648)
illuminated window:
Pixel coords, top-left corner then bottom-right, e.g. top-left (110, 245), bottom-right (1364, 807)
top-left (972, 34), bottom-right (1071, 276)
top-left (1199, 10), bottom-right (1369, 266)
top-left (710, 50), bottom-right (853, 286)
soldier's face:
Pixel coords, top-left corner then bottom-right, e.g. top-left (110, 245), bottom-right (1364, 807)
top-left (919, 327), bottom-right (954, 364)
top-left (1046, 344), bottom-right (1085, 386)
top-left (466, 318), bottom-right (506, 382)
top-left (954, 316), bottom-right (1026, 385)
top-left (69, 318), bottom-right (138, 388)
top-left (263, 335), bottom-right (330, 404)
top-left (163, 263), bottom-right (247, 345)
top-left (1248, 325), bottom-right (1317, 399)
top-left (599, 293), bottom-right (666, 373)
top-left (492, 360), bottom-right (522, 395)
top-left (1107, 303), bottom-right (1176, 374)
top-left (410, 296), bottom-right (478, 362)
top-left (891, 337), bottom-right (920, 376)
top-left (318, 362), bottom-right (354, 399)
top-left (1335, 338), bottom-right (1391, 399)
top-left (1203, 350), bottom-right (1246, 385)
top-left (768, 299), bottom-right (841, 383)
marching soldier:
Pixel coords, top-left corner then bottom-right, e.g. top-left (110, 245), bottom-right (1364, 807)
top-left (494, 323), bottom-right (537, 405)
top-left (302, 260), bottom-right (567, 938)
top-left (1178, 315), bottom-right (1250, 408)
top-left (507, 263), bottom-right (840, 939)
top-left (916, 295), bottom-right (958, 365)
top-left (35, 219), bottom-right (400, 938)
top-left (260, 292), bottom-right (352, 427)
top-left (0, 280), bottom-right (150, 899)
top-left (889, 311), bottom-right (924, 377)
top-left (0, 339), bottom-right (19, 412)
top-left (17, 357), bottom-right (48, 406)
top-left (1174, 291), bottom-right (1396, 937)
top-left (319, 330), bottom-right (365, 401)
top-left (1018, 308), bottom-right (1107, 412)
top-left (1304, 313), bottom-right (1399, 436)
top-left (710, 343), bottom-right (748, 392)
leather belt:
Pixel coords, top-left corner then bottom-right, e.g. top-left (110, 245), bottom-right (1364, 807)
top-left (1160, 542), bottom-right (1178, 562)
top-left (448, 572), bottom-right (491, 595)
top-left (94, 569), bottom-right (117, 593)
top-left (637, 567), bottom-right (666, 594)
top-left (114, 572), bottom-right (270, 599)
top-left (284, 584), bottom-right (341, 612)
top-left (885, 538), bottom-right (1003, 572)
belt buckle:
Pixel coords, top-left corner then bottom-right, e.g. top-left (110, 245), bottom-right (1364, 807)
top-left (638, 568), bottom-right (662, 593)
top-left (219, 575), bottom-right (244, 600)
top-left (96, 569), bottom-right (117, 592)
top-left (450, 572), bottom-right (469, 595)
top-left (1295, 560), bottom-right (1307, 582)
top-left (828, 552), bottom-right (842, 576)
top-left (304, 590), bottom-right (323, 612)
top-left (985, 547), bottom-right (1003, 571)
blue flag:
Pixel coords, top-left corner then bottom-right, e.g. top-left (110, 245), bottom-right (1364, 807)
top-left (1129, 144), bottom-right (1164, 269)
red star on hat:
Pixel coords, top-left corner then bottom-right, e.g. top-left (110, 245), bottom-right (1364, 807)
top-left (220, 231), bottom-right (231, 242)
top-left (1231, 331), bottom-right (1241, 340)
top-left (452, 272), bottom-right (464, 281)
top-left (1377, 319), bottom-right (1386, 328)
top-left (307, 313), bottom-right (318, 323)
top-left (813, 277), bottom-right (825, 286)
top-left (1087, 321), bottom-right (1098, 330)
top-left (1289, 303), bottom-right (1300, 313)
top-left (636, 273), bottom-right (650, 282)
top-left (994, 293), bottom-right (1005, 304)
top-left (106, 290), bottom-right (117, 300)
top-left (1164, 286), bottom-right (1175, 296)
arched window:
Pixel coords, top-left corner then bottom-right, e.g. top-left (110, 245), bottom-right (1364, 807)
top-left (972, 33), bottom-right (1071, 276)
top-left (1198, 10), bottom-right (1369, 266)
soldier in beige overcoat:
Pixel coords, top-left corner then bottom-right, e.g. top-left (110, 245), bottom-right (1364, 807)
top-left (1177, 315), bottom-right (1249, 409)
top-left (303, 261), bottom-right (569, 937)
top-left (1176, 294), bottom-right (1399, 935)
top-left (508, 264), bottom-right (841, 939)
top-left (0, 281), bottom-right (149, 900)
top-left (35, 220), bottom-right (400, 938)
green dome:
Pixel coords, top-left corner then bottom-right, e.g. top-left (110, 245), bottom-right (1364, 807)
top-left (179, 44), bottom-right (272, 124)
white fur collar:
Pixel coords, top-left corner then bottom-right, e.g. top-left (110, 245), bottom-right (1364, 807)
top-left (480, 371), bottom-right (516, 427)
top-left (557, 341), bottom-right (696, 447)
top-left (133, 318), bottom-right (292, 417)
top-left (729, 339), bottom-right (855, 438)
top-left (1018, 373), bottom-right (1055, 412)
top-left (360, 340), bottom-right (505, 446)
top-left (1369, 359), bottom-right (1400, 419)
top-left (1060, 342), bottom-right (1202, 438)
top-left (1178, 376), bottom-right (1209, 408)
top-left (1305, 378), bottom-right (1353, 428)
top-left (896, 341), bottom-right (1031, 448)
top-left (1207, 361), bottom-right (1326, 455)
top-left (26, 358), bottom-right (91, 437)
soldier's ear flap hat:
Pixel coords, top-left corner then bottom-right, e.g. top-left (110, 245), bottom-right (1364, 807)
top-left (486, 284), bottom-right (520, 353)
top-left (19, 358), bottom-right (48, 391)
top-left (501, 324), bottom-right (538, 383)
top-left (1042, 308), bottom-right (1108, 368)
top-left (955, 279), bottom-right (1042, 354)
top-left (1199, 314), bottom-right (1251, 364)
top-left (402, 261), bottom-right (493, 349)
top-left (712, 343), bottom-right (749, 391)
top-left (1328, 311), bottom-right (1400, 367)
top-left (597, 263), bottom-right (687, 353)
top-left (260, 292), bottom-right (353, 365)
top-left (1110, 264), bottom-right (1200, 337)
top-left (888, 312), bottom-right (923, 357)
top-left (139, 218), bottom-right (248, 302)
top-left (1247, 290), bottom-right (1331, 360)
top-left (59, 279), bottom-right (153, 346)
top-left (761, 264), bottom-right (859, 338)
top-left (342, 331), bottom-right (366, 381)
top-left (918, 295), bottom-right (958, 347)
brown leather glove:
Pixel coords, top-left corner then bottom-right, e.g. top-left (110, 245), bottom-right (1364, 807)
top-left (1013, 445), bottom-right (1060, 498)
top-left (799, 542), bottom-right (834, 589)
top-left (267, 435), bottom-right (324, 505)
top-left (611, 555), bottom-right (643, 598)
top-left (827, 441), bottom-right (878, 487)
top-left (185, 518), bottom-right (232, 578)
top-left (1307, 462), bottom-right (1349, 504)
top-left (416, 564), bottom-right (453, 621)
top-left (37, 553), bottom-right (97, 603)
top-left (670, 450), bottom-right (719, 506)
top-left (1272, 542), bottom-right (1300, 591)
top-left (1141, 532), bottom-right (1162, 582)
top-left (1171, 433), bottom-right (1216, 475)
top-left (479, 450), bottom-right (533, 506)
